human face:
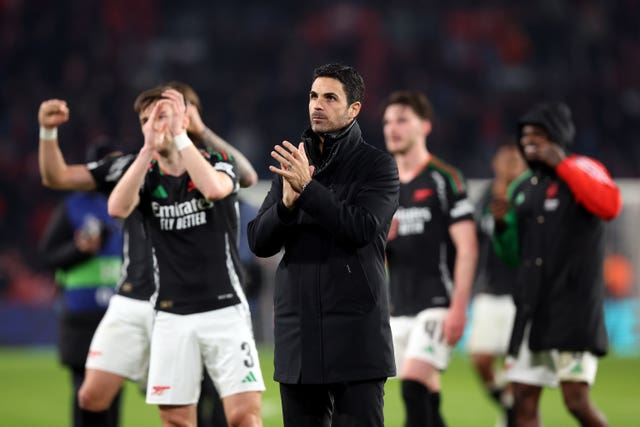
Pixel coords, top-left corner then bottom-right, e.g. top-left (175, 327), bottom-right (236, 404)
top-left (139, 101), bottom-right (174, 153)
top-left (382, 103), bottom-right (430, 155)
top-left (309, 77), bottom-right (360, 134)
top-left (519, 124), bottom-right (553, 161)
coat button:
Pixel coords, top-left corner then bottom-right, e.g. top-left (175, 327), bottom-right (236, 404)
top-left (535, 257), bottom-right (543, 266)
top-left (531, 176), bottom-right (538, 185)
top-left (537, 215), bottom-right (544, 224)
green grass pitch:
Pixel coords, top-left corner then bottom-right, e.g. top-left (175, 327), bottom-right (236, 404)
top-left (0, 347), bottom-right (637, 426)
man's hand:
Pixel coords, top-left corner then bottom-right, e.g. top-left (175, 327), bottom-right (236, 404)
top-left (489, 197), bottom-right (510, 233)
top-left (162, 89), bottom-right (188, 137)
top-left (281, 172), bottom-right (299, 209)
top-left (443, 305), bottom-right (466, 346)
top-left (142, 100), bottom-right (168, 150)
top-left (523, 143), bottom-right (566, 168)
top-left (270, 141), bottom-right (314, 193)
top-left (270, 141), bottom-right (314, 209)
top-left (186, 102), bottom-right (206, 136)
top-left (38, 99), bottom-right (69, 128)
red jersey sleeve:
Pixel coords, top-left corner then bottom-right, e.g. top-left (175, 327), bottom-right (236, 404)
top-left (556, 154), bottom-right (622, 220)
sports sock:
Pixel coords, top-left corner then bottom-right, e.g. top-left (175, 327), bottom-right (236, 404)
top-left (401, 380), bottom-right (432, 427)
top-left (489, 385), bottom-right (505, 405)
top-left (429, 391), bottom-right (446, 427)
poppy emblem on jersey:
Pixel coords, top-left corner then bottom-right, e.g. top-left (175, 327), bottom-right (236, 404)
top-left (187, 180), bottom-right (197, 192)
top-left (151, 385), bottom-right (171, 395)
top-left (413, 188), bottom-right (433, 202)
top-left (546, 182), bottom-right (559, 199)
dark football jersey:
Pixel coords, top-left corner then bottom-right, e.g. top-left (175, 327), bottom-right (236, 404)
top-left (139, 150), bottom-right (244, 314)
top-left (386, 156), bottom-right (474, 316)
top-left (88, 154), bottom-right (156, 300)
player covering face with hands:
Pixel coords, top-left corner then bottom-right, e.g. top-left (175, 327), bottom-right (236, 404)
top-left (108, 87), bottom-right (264, 427)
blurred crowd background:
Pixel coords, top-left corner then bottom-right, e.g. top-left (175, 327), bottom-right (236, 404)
top-left (1, 1), bottom-right (639, 341)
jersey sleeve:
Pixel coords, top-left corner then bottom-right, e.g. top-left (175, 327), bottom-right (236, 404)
top-left (204, 149), bottom-right (240, 190)
top-left (444, 168), bottom-right (474, 226)
top-left (87, 153), bottom-right (136, 195)
top-left (556, 154), bottom-right (622, 220)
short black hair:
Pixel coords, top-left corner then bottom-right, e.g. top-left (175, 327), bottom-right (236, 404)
top-left (312, 63), bottom-right (365, 106)
top-left (383, 90), bottom-right (433, 120)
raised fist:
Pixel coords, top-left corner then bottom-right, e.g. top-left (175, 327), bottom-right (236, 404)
top-left (38, 99), bottom-right (69, 128)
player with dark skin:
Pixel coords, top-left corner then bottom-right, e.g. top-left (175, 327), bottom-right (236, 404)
top-left (492, 102), bottom-right (620, 427)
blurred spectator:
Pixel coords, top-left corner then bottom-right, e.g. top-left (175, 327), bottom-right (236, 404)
top-left (38, 142), bottom-right (124, 427)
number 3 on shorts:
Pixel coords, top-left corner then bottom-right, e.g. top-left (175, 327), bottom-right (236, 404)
top-left (241, 342), bottom-right (255, 368)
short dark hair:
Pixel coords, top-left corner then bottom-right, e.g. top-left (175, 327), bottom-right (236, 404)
top-left (133, 85), bottom-right (167, 115)
top-left (383, 91), bottom-right (433, 121)
top-left (133, 83), bottom-right (193, 115)
top-left (313, 63), bottom-right (365, 105)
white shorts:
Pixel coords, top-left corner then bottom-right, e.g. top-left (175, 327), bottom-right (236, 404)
top-left (146, 304), bottom-right (265, 405)
top-left (85, 294), bottom-right (155, 381)
top-left (391, 307), bottom-right (452, 374)
top-left (467, 293), bottom-right (516, 355)
top-left (505, 326), bottom-right (599, 387)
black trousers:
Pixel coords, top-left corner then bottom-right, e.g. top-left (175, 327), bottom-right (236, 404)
top-left (280, 379), bottom-right (386, 427)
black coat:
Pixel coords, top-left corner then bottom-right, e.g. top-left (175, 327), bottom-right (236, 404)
top-left (248, 121), bottom-right (399, 384)
top-left (499, 171), bottom-right (609, 356)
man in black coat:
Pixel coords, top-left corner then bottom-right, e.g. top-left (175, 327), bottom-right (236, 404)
top-left (248, 63), bottom-right (399, 427)
top-left (492, 102), bottom-right (622, 427)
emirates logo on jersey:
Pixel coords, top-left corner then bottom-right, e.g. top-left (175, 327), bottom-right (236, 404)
top-left (395, 207), bottom-right (432, 236)
top-left (152, 198), bottom-right (214, 230)
top-left (413, 188), bottom-right (433, 202)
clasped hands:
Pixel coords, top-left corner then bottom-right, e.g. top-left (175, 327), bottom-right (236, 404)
top-left (270, 141), bottom-right (314, 209)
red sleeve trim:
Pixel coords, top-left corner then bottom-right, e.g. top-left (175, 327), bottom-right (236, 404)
top-left (556, 155), bottom-right (622, 220)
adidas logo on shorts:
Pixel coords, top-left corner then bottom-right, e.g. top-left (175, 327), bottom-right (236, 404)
top-left (241, 371), bottom-right (258, 383)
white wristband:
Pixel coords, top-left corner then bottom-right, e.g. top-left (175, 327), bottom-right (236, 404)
top-left (39, 126), bottom-right (58, 140)
top-left (173, 132), bottom-right (193, 151)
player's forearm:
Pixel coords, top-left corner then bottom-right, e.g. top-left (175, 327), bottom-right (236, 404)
top-left (180, 144), bottom-right (234, 200)
top-left (38, 137), bottom-right (65, 187)
top-left (108, 147), bottom-right (151, 218)
top-left (39, 139), bottom-right (95, 191)
top-left (200, 127), bottom-right (258, 188)
top-left (450, 249), bottom-right (477, 312)
top-left (449, 220), bottom-right (478, 312)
